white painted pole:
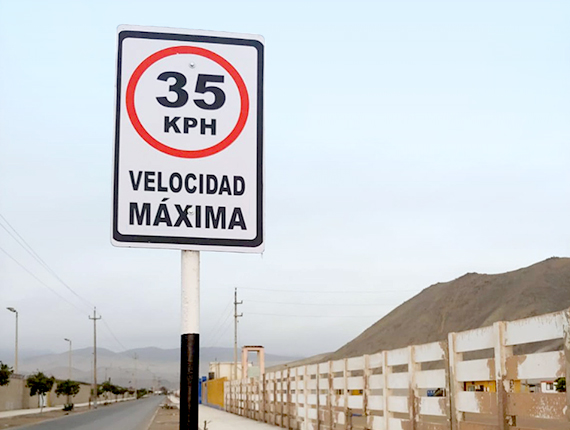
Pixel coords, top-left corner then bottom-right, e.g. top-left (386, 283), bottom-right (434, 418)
top-left (181, 250), bottom-right (200, 429)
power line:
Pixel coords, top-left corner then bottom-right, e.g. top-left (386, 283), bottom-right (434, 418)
top-left (248, 312), bottom-right (382, 318)
top-left (208, 320), bottom-right (233, 349)
top-left (238, 287), bottom-right (420, 294)
top-left (205, 305), bottom-right (233, 348)
top-left (0, 214), bottom-right (130, 354)
top-left (0, 244), bottom-right (88, 314)
top-left (0, 213), bottom-right (94, 308)
top-left (203, 299), bottom-right (232, 340)
top-left (101, 319), bottom-right (129, 352)
top-left (245, 299), bottom-right (400, 307)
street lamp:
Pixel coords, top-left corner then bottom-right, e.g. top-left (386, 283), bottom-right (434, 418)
top-left (6, 307), bottom-right (18, 374)
top-left (64, 338), bottom-right (72, 380)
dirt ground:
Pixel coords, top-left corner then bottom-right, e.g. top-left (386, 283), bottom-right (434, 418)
top-left (148, 405), bottom-right (179, 430)
top-left (0, 405), bottom-right (91, 429)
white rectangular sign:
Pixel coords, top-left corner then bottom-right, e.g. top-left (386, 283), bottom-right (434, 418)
top-left (112, 25), bottom-right (264, 252)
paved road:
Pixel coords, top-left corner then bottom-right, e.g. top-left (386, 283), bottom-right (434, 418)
top-left (18, 395), bottom-right (163, 430)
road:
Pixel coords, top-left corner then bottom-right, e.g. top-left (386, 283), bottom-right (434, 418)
top-left (19, 395), bottom-right (163, 430)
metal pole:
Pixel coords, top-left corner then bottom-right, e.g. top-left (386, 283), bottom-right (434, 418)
top-left (14, 311), bottom-right (18, 375)
top-left (134, 353), bottom-right (138, 399)
top-left (233, 289), bottom-right (242, 380)
top-left (181, 250), bottom-right (200, 429)
top-left (64, 338), bottom-right (72, 380)
top-left (89, 308), bottom-right (101, 409)
top-left (6, 308), bottom-right (17, 374)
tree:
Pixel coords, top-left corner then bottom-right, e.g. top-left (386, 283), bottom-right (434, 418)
top-left (26, 372), bottom-right (56, 412)
top-left (555, 377), bottom-right (566, 392)
top-left (55, 379), bottom-right (81, 410)
top-left (100, 380), bottom-right (116, 401)
top-left (111, 384), bottom-right (127, 399)
top-left (0, 362), bottom-right (13, 386)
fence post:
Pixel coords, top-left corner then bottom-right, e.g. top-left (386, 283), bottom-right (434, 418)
top-left (344, 358), bottom-right (349, 429)
top-left (246, 378), bottom-right (250, 417)
top-left (232, 380), bottom-right (236, 414)
top-left (493, 321), bottom-right (511, 430)
top-left (294, 367), bottom-right (300, 429)
top-left (563, 308), bottom-right (570, 423)
top-left (327, 361), bottom-right (334, 430)
top-left (231, 380), bottom-right (234, 413)
top-left (279, 371), bottom-right (284, 427)
top-left (240, 379), bottom-right (244, 416)
top-left (363, 355), bottom-right (371, 430)
top-left (442, 340), bottom-right (452, 429)
top-left (252, 378), bottom-right (256, 420)
top-left (316, 363), bottom-right (321, 430)
top-left (287, 367), bottom-right (292, 429)
top-left (382, 351), bottom-right (390, 430)
top-left (447, 332), bottom-right (462, 430)
top-left (408, 346), bottom-right (419, 430)
top-left (273, 373), bottom-right (278, 426)
top-left (303, 366), bottom-right (309, 430)
top-left (261, 373), bottom-right (266, 423)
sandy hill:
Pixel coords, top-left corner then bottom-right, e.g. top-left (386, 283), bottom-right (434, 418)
top-left (16, 347), bottom-right (301, 389)
top-left (327, 257), bottom-right (570, 361)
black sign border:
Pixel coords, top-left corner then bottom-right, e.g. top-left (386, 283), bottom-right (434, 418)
top-left (112, 30), bottom-right (264, 250)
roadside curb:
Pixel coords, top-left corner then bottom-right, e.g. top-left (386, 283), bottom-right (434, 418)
top-left (144, 400), bottom-right (164, 430)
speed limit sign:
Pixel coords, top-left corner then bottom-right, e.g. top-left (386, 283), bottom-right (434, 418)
top-left (112, 25), bottom-right (264, 252)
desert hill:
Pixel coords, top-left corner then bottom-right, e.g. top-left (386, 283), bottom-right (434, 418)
top-left (327, 257), bottom-right (570, 361)
top-left (11, 347), bottom-right (301, 389)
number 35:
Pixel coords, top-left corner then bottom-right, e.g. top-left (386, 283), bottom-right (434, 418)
top-left (156, 72), bottom-right (226, 110)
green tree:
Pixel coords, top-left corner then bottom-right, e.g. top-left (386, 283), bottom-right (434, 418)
top-left (55, 379), bottom-right (81, 410)
top-left (100, 380), bottom-right (116, 401)
top-left (100, 380), bottom-right (115, 393)
top-left (26, 372), bottom-right (56, 412)
top-left (555, 377), bottom-right (566, 392)
top-left (0, 362), bottom-right (13, 386)
top-left (111, 384), bottom-right (127, 399)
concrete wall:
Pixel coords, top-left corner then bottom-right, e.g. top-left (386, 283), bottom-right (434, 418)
top-left (209, 362), bottom-right (247, 380)
top-left (202, 377), bottom-right (226, 409)
top-left (0, 375), bottom-right (92, 412)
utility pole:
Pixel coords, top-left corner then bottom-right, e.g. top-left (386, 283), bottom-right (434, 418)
top-left (89, 308), bottom-right (101, 409)
top-left (134, 353), bottom-right (138, 399)
top-left (64, 338), bottom-right (72, 380)
top-left (6, 308), bottom-right (18, 374)
top-left (234, 288), bottom-right (243, 380)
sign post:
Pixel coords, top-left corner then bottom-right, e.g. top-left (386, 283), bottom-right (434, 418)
top-left (113, 25), bottom-right (264, 428)
top-left (181, 250), bottom-right (200, 428)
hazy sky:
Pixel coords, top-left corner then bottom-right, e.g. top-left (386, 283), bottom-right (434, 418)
top-left (1, 0), bottom-right (569, 364)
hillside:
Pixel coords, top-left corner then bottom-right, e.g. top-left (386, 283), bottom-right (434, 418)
top-left (327, 257), bottom-right (570, 360)
top-left (15, 347), bottom-right (301, 389)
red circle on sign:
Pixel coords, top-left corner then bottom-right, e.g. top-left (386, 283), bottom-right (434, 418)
top-left (126, 46), bottom-right (249, 158)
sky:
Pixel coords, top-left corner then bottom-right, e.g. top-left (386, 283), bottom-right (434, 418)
top-left (0, 0), bottom-right (569, 365)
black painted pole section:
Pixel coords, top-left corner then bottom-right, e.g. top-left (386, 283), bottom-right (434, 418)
top-left (181, 250), bottom-right (200, 429)
top-left (181, 333), bottom-right (199, 428)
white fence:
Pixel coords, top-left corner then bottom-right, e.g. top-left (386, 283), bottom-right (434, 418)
top-left (225, 309), bottom-right (570, 430)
